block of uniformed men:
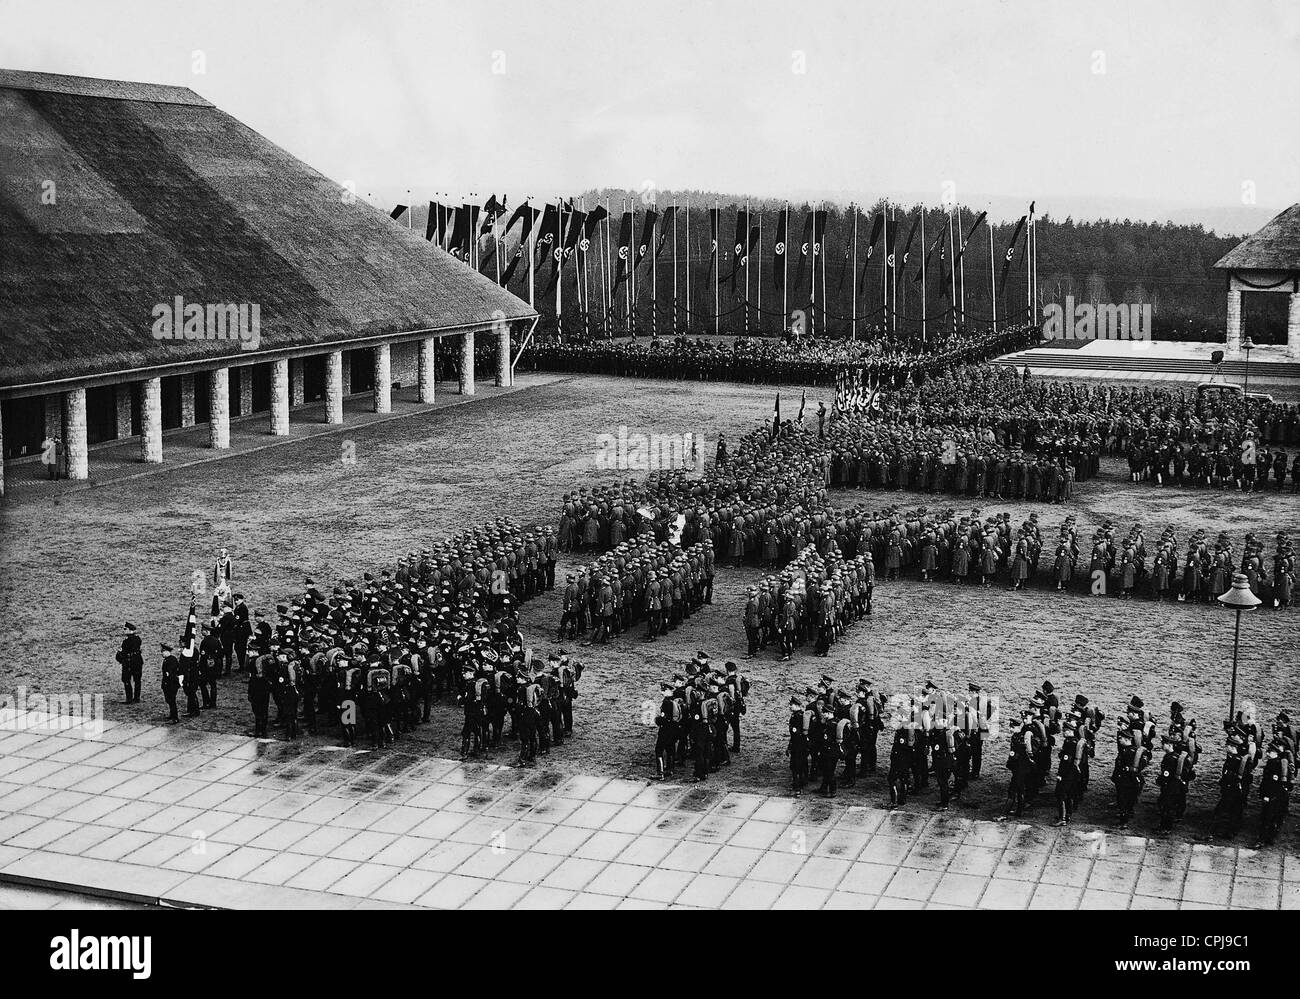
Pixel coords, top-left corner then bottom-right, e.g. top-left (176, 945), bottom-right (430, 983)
top-left (653, 653), bottom-right (748, 781)
top-left (520, 324), bottom-right (1033, 390)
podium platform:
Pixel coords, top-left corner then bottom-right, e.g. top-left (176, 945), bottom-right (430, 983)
top-left (993, 339), bottom-right (1300, 385)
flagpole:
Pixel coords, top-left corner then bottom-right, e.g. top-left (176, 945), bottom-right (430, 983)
top-left (756, 210), bottom-right (763, 335)
top-left (920, 209), bottom-right (927, 346)
top-left (651, 198), bottom-right (658, 339)
top-left (988, 212), bottom-right (997, 334)
top-left (881, 202), bottom-right (888, 339)
top-left (810, 202), bottom-right (817, 339)
top-left (891, 206), bottom-right (898, 335)
top-left (782, 202), bottom-right (788, 331)
top-left (600, 199), bottom-right (611, 338)
top-left (948, 209), bottom-right (958, 335)
top-left (851, 206), bottom-right (858, 342)
top-left (630, 199), bottom-right (638, 336)
top-left (556, 200), bottom-right (564, 341)
top-left (713, 199), bottom-right (719, 336)
top-left (685, 203), bottom-right (691, 335)
top-left (820, 205), bottom-right (827, 338)
top-left (672, 203), bottom-right (679, 337)
top-left (957, 206), bottom-right (967, 324)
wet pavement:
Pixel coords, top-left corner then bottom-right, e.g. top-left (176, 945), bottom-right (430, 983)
top-left (0, 709), bottom-right (1293, 909)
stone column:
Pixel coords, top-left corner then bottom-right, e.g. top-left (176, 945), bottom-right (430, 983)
top-left (373, 343), bottom-right (392, 413)
top-left (497, 327), bottom-right (512, 387)
top-left (114, 384), bottom-right (133, 439)
top-left (1225, 284), bottom-right (1242, 354)
top-left (342, 352), bottom-right (353, 395)
top-left (140, 377), bottom-right (163, 463)
top-left (180, 374), bottom-right (196, 427)
top-left (460, 330), bottom-right (476, 396)
top-left (290, 358), bottom-right (305, 406)
top-left (44, 394), bottom-right (60, 440)
top-left (270, 358), bottom-right (290, 436)
top-left (209, 368), bottom-right (230, 449)
top-left (1288, 291), bottom-right (1300, 360)
top-left (418, 337), bottom-right (436, 404)
top-left (238, 367), bottom-right (253, 417)
top-left (325, 350), bottom-right (345, 424)
top-left (64, 388), bottom-right (89, 480)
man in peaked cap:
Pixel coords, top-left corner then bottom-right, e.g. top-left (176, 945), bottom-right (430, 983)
top-left (116, 622), bottom-right (144, 704)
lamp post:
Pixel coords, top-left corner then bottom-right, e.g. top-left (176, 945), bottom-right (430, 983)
top-left (1242, 336), bottom-right (1255, 395)
top-left (1217, 572), bottom-right (1261, 724)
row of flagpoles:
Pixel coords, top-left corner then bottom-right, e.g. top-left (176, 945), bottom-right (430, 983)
top-left (388, 194), bottom-right (1039, 341)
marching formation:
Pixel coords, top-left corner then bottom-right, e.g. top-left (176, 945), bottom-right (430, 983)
top-left (743, 546), bottom-right (873, 660)
top-left (652, 652), bottom-right (749, 781)
top-left (120, 523), bottom-right (587, 765)
top-left (521, 325), bottom-right (1034, 387)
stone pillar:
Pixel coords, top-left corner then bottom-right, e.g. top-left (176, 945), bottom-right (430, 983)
top-left (460, 330), bottom-right (476, 396)
top-left (114, 384), bottom-right (133, 439)
top-left (270, 358), bottom-right (290, 436)
top-left (325, 350), bottom-right (345, 424)
top-left (238, 367), bottom-right (253, 417)
top-left (1288, 291), bottom-right (1300, 360)
top-left (497, 328), bottom-right (512, 387)
top-left (64, 388), bottom-right (88, 480)
top-left (373, 343), bottom-right (392, 414)
top-left (1225, 284), bottom-right (1242, 355)
top-left (43, 394), bottom-right (60, 440)
top-left (140, 377), bottom-right (162, 463)
top-left (418, 337), bottom-right (436, 404)
top-left (180, 374), bottom-right (196, 427)
top-left (342, 352), bottom-right (353, 395)
top-left (290, 358), bottom-right (305, 406)
top-left (209, 368), bottom-right (230, 449)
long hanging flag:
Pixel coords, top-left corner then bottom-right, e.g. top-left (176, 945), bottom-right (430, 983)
top-left (857, 213), bottom-right (883, 294)
top-left (634, 209), bottom-right (658, 269)
top-left (480, 194), bottom-right (503, 234)
top-left (435, 202), bottom-right (451, 246)
top-left (838, 211), bottom-right (854, 292)
top-left (390, 204), bottom-right (409, 221)
top-left (448, 206), bottom-right (471, 259)
top-left (1000, 214), bottom-right (1028, 286)
top-left (812, 209), bottom-right (828, 260)
top-left (706, 207), bottom-right (720, 281)
top-left (424, 201), bottom-right (440, 241)
top-left (914, 215), bottom-right (948, 284)
top-left (884, 215), bottom-right (898, 270)
top-left (534, 204), bottom-right (561, 263)
top-left (729, 207), bottom-right (750, 291)
top-left (500, 204), bottom-right (538, 285)
top-left (772, 392), bottom-right (781, 439)
top-left (579, 205), bottom-right (608, 268)
top-left (899, 212), bottom-right (920, 273)
top-left (955, 209), bottom-right (987, 265)
top-left (654, 206), bottom-right (677, 257)
top-left (543, 209), bottom-right (586, 294)
top-left (794, 211), bottom-right (814, 292)
top-left (613, 210), bottom-right (634, 287)
top-left (178, 596), bottom-right (198, 678)
top-left (772, 206), bottom-right (789, 291)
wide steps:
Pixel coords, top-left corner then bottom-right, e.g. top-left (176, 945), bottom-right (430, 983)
top-left (993, 350), bottom-right (1300, 379)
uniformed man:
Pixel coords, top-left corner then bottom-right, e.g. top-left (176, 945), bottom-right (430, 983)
top-left (160, 643), bottom-right (180, 723)
top-left (116, 622), bottom-right (144, 704)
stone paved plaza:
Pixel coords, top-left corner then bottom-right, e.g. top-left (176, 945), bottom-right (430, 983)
top-left (0, 709), bottom-right (1293, 910)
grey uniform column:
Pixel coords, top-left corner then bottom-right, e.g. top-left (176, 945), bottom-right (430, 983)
top-left (1225, 284), bottom-right (1242, 355)
top-left (418, 337), bottom-right (436, 403)
top-left (497, 327), bottom-right (512, 386)
top-left (64, 388), bottom-right (88, 480)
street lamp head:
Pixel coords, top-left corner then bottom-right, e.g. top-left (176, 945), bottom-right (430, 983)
top-left (1242, 337), bottom-right (1256, 351)
top-left (1218, 572), bottom-right (1262, 609)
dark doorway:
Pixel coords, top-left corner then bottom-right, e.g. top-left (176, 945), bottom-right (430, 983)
top-left (230, 368), bottom-right (243, 417)
top-left (1, 396), bottom-right (44, 458)
top-left (195, 371), bottom-right (211, 425)
top-left (252, 363), bottom-right (271, 413)
top-left (303, 355), bottom-right (326, 402)
top-left (86, 385), bottom-right (116, 445)
top-left (161, 376), bottom-right (183, 429)
top-left (1241, 292), bottom-right (1288, 346)
top-left (348, 348), bottom-right (375, 393)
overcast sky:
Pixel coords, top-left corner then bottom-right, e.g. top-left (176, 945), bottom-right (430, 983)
top-left (5, 0), bottom-right (1298, 224)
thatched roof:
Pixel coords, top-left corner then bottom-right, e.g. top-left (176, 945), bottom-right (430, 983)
top-left (1214, 203), bottom-right (1300, 272)
top-left (0, 69), bottom-right (534, 390)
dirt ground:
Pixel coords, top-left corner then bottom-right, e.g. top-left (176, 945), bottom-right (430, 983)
top-left (1, 373), bottom-right (1297, 848)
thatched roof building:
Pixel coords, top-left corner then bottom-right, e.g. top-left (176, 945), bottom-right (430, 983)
top-left (0, 70), bottom-right (535, 491)
top-left (1213, 203), bottom-right (1300, 358)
